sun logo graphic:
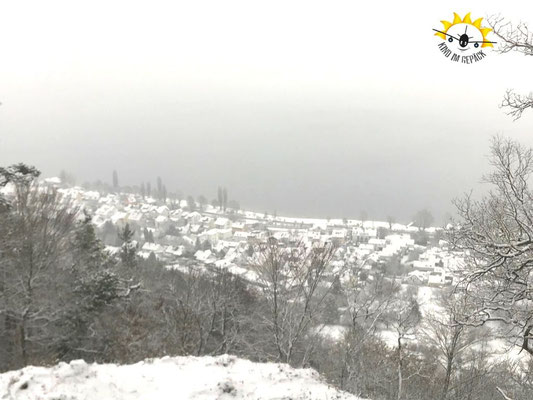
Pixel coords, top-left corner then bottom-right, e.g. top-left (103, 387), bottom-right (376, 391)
top-left (433, 12), bottom-right (496, 64)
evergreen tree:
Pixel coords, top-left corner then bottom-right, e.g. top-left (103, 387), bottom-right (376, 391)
top-left (101, 220), bottom-right (117, 245)
top-left (157, 176), bottom-right (163, 199)
top-left (222, 187), bottom-right (228, 211)
top-left (112, 170), bottom-right (119, 189)
top-left (194, 237), bottom-right (201, 251)
top-left (143, 227), bottom-right (154, 243)
top-left (146, 251), bottom-right (158, 267)
top-left (217, 186), bottom-right (223, 210)
top-left (118, 223), bottom-right (137, 268)
top-left (64, 266), bottom-right (120, 360)
top-left (75, 271), bottom-right (120, 313)
top-left (0, 163), bottom-right (40, 188)
top-left (60, 169), bottom-right (67, 184)
top-left (187, 195), bottom-right (196, 211)
top-left (201, 239), bottom-right (212, 251)
top-left (246, 244), bottom-right (254, 257)
top-left (72, 210), bottom-right (114, 270)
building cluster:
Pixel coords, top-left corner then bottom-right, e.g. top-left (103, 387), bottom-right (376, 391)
top-left (50, 181), bottom-right (462, 288)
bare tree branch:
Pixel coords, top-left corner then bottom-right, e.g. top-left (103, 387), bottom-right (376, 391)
top-left (486, 15), bottom-right (533, 120)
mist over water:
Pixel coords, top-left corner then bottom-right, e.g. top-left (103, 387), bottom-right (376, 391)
top-left (1, 1), bottom-right (533, 223)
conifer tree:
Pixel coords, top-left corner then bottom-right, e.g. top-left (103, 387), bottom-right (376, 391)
top-left (157, 176), bottom-right (163, 199)
top-left (222, 187), bottom-right (228, 211)
top-left (112, 170), bottom-right (119, 190)
top-left (72, 210), bottom-right (114, 270)
top-left (118, 223), bottom-right (137, 268)
top-left (187, 195), bottom-right (196, 211)
top-left (217, 186), bottom-right (223, 210)
top-left (143, 227), bottom-right (154, 243)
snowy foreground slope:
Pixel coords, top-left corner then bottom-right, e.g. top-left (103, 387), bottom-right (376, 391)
top-left (0, 355), bottom-right (362, 400)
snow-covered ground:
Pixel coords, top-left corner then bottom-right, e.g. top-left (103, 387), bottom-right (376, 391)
top-left (313, 324), bottom-right (349, 342)
top-left (0, 355), bottom-right (363, 400)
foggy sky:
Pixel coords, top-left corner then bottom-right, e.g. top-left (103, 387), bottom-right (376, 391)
top-left (1, 0), bottom-right (533, 223)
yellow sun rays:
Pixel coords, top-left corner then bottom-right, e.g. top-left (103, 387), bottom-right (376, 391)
top-left (434, 12), bottom-right (493, 48)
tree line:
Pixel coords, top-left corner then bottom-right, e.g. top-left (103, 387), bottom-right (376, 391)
top-left (1, 155), bottom-right (533, 399)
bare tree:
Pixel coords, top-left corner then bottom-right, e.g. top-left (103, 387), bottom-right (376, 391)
top-left (0, 164), bottom-right (78, 368)
top-left (487, 15), bottom-right (533, 120)
top-left (421, 291), bottom-right (488, 400)
top-left (251, 237), bottom-right (339, 365)
top-left (449, 136), bottom-right (533, 357)
top-left (359, 210), bottom-right (368, 225)
top-left (197, 195), bottom-right (207, 211)
top-left (150, 265), bottom-right (253, 358)
top-left (385, 288), bottom-right (421, 400)
top-left (413, 209), bottom-right (434, 230)
top-left (336, 269), bottom-right (399, 391)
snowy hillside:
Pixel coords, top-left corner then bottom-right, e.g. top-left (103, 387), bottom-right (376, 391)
top-left (0, 355), bottom-right (362, 400)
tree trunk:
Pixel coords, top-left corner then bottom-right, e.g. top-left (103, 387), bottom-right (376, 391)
top-left (441, 356), bottom-right (453, 400)
top-left (397, 336), bottom-right (403, 400)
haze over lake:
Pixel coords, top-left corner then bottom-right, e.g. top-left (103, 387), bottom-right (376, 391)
top-left (1, 0), bottom-right (533, 222)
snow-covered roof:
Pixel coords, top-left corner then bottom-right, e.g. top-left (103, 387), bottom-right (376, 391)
top-left (215, 217), bottom-right (230, 226)
top-left (44, 177), bottom-right (61, 184)
top-left (142, 242), bottom-right (165, 253)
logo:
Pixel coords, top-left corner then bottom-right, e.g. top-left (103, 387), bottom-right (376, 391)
top-left (433, 12), bottom-right (496, 64)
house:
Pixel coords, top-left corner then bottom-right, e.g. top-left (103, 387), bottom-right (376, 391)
top-left (215, 217), bottom-right (232, 230)
top-left (368, 238), bottom-right (386, 251)
top-left (155, 215), bottom-right (170, 231)
top-left (200, 216), bottom-right (215, 229)
top-left (111, 211), bottom-right (128, 227)
top-left (126, 211), bottom-right (145, 230)
top-left (44, 176), bottom-right (62, 186)
top-left (170, 208), bottom-right (183, 218)
top-left (181, 234), bottom-right (196, 248)
top-left (352, 227), bottom-right (370, 243)
top-left (160, 235), bottom-right (181, 246)
top-left (95, 204), bottom-right (117, 219)
top-left (190, 224), bottom-right (202, 234)
top-left (331, 229), bottom-right (348, 245)
top-left (194, 249), bottom-right (216, 264)
top-left (231, 221), bottom-right (246, 232)
top-left (204, 229), bottom-right (220, 244)
top-left (188, 211), bottom-right (202, 225)
top-left (218, 228), bottom-right (233, 241)
top-left (233, 231), bottom-right (250, 241)
top-left (404, 270), bottom-right (427, 285)
top-left (156, 205), bottom-right (170, 216)
top-left (306, 231), bottom-right (321, 243)
top-left (412, 260), bottom-right (436, 272)
top-left (141, 242), bottom-right (165, 253)
top-left (428, 271), bottom-right (445, 287)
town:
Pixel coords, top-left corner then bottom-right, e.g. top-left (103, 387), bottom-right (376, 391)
top-left (43, 176), bottom-right (464, 292)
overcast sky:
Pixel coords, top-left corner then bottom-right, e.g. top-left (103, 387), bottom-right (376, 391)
top-left (1, 1), bottom-right (533, 223)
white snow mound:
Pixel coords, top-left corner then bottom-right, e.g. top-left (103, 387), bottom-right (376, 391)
top-left (0, 354), bottom-right (363, 399)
